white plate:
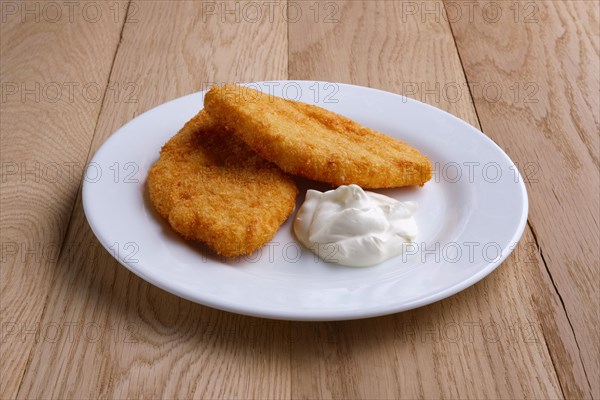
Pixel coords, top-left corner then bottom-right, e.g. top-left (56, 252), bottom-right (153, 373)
top-left (83, 81), bottom-right (528, 321)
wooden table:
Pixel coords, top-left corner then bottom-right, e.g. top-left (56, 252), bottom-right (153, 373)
top-left (1, 1), bottom-right (598, 398)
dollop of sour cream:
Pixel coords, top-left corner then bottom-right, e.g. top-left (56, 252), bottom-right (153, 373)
top-left (293, 184), bottom-right (418, 267)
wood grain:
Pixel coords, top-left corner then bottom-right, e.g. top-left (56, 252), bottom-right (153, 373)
top-left (288, 1), bottom-right (580, 398)
top-left (1, 0), bottom-right (597, 398)
top-left (14, 1), bottom-right (290, 398)
top-left (0, 3), bottom-right (126, 397)
top-left (448, 1), bottom-right (599, 398)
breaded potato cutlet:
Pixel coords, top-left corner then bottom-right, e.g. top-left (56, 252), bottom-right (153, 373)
top-left (204, 85), bottom-right (432, 188)
top-left (147, 111), bottom-right (297, 257)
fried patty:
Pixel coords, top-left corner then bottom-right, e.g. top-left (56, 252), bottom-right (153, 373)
top-left (204, 85), bottom-right (432, 188)
top-left (147, 111), bottom-right (297, 257)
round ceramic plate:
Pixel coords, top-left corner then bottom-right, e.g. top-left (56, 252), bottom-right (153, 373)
top-left (82, 81), bottom-right (528, 321)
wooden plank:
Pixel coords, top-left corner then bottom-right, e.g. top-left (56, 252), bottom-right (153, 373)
top-left (447, 1), bottom-right (599, 398)
top-left (14, 1), bottom-right (290, 398)
top-left (6, 1), bottom-right (596, 398)
top-left (288, 1), bottom-right (571, 398)
top-left (0, 2), bottom-right (127, 397)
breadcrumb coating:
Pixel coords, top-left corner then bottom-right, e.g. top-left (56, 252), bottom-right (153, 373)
top-left (204, 84), bottom-right (432, 188)
top-left (147, 111), bottom-right (297, 257)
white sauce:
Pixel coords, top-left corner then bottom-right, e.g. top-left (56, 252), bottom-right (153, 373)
top-left (293, 184), bottom-right (418, 267)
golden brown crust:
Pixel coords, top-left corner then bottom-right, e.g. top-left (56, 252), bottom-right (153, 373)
top-left (204, 85), bottom-right (432, 188)
top-left (147, 111), bottom-right (298, 257)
